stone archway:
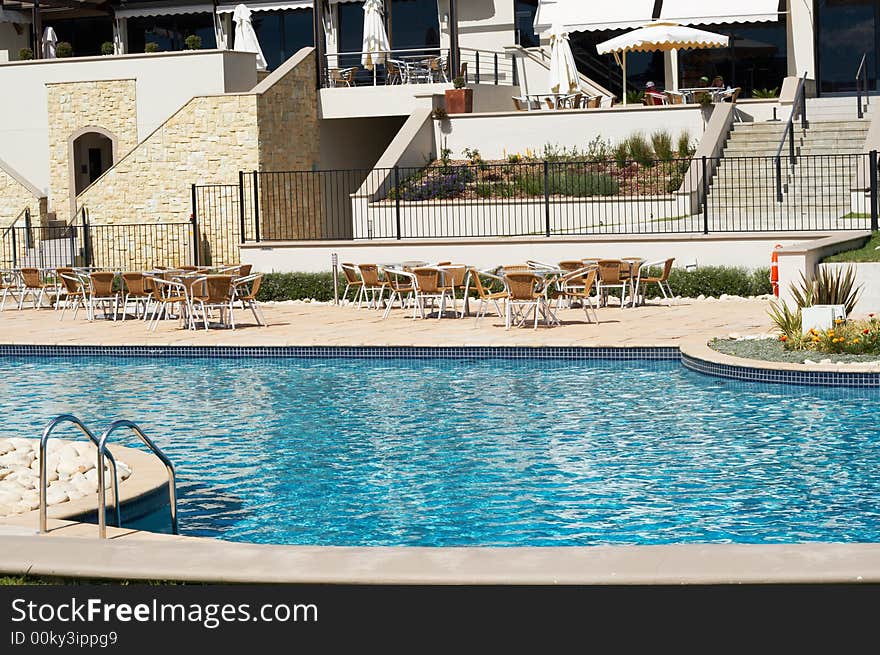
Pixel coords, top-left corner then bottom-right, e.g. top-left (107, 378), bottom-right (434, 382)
top-left (67, 126), bottom-right (119, 219)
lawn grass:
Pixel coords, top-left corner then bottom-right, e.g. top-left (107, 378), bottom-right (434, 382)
top-left (823, 232), bottom-right (880, 263)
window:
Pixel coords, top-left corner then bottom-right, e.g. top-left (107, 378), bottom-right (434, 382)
top-left (43, 17), bottom-right (113, 57)
top-left (127, 13), bottom-right (217, 53)
top-left (246, 8), bottom-right (314, 71)
top-left (816, 0), bottom-right (878, 93)
top-left (515, 0), bottom-right (540, 47)
top-left (389, 0), bottom-right (439, 52)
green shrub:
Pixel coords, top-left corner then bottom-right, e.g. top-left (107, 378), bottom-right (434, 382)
top-left (548, 171), bottom-right (618, 196)
top-left (18, 47), bottom-right (33, 60)
top-left (625, 90), bottom-right (644, 105)
top-left (659, 266), bottom-right (772, 298)
top-left (752, 87), bottom-right (779, 99)
top-left (651, 130), bottom-right (674, 161)
top-left (474, 183), bottom-right (492, 198)
top-left (184, 35), bottom-right (202, 50)
top-left (55, 41), bottom-right (73, 58)
top-left (789, 265), bottom-right (862, 315)
top-left (612, 141), bottom-right (628, 168)
top-left (255, 272), bottom-right (335, 302)
top-left (513, 171), bottom-right (543, 195)
top-left (101, 41), bottom-right (114, 55)
top-left (677, 131), bottom-right (695, 158)
top-left (145, 42), bottom-right (160, 53)
top-left (586, 135), bottom-right (611, 162)
top-left (625, 133), bottom-right (653, 167)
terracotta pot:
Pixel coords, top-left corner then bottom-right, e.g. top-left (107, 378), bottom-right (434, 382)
top-left (444, 88), bottom-right (473, 114)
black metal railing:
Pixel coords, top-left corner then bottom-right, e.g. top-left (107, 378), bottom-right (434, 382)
top-left (323, 47), bottom-right (517, 87)
top-left (0, 207), bottom-right (34, 267)
top-left (228, 152), bottom-right (879, 242)
top-left (775, 72), bottom-right (809, 202)
top-left (857, 52), bottom-right (870, 120)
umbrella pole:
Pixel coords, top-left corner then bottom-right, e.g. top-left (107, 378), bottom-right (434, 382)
top-left (622, 51), bottom-right (627, 106)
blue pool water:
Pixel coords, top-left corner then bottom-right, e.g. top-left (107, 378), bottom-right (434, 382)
top-left (2, 355), bottom-right (880, 546)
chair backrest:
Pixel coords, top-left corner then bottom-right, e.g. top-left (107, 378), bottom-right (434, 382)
top-left (411, 267), bottom-right (441, 293)
top-left (357, 264), bottom-right (382, 286)
top-left (544, 96), bottom-right (556, 110)
top-left (659, 258), bottom-right (675, 281)
top-left (238, 264), bottom-right (253, 277)
top-left (20, 267), bottom-right (41, 288)
top-left (587, 96), bottom-right (601, 109)
top-left (558, 261), bottom-right (584, 272)
top-left (58, 272), bottom-right (82, 294)
top-left (512, 96), bottom-right (526, 111)
top-left (179, 265), bottom-right (198, 272)
top-left (89, 272), bottom-right (115, 297)
top-left (665, 91), bottom-right (683, 105)
top-left (121, 272), bottom-right (147, 295)
top-left (233, 273), bottom-right (263, 299)
top-left (502, 264), bottom-right (531, 274)
top-left (504, 272), bottom-right (541, 301)
top-left (205, 275), bottom-right (234, 303)
top-left (597, 260), bottom-right (622, 284)
top-left (341, 263), bottom-right (360, 285)
top-left (55, 267), bottom-right (74, 289)
top-left (383, 268), bottom-right (411, 292)
top-left (441, 265), bottom-right (467, 287)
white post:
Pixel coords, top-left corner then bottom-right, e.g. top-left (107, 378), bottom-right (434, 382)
top-left (664, 48), bottom-right (679, 91)
top-left (113, 17), bottom-right (128, 55)
top-left (622, 50), bottom-right (627, 105)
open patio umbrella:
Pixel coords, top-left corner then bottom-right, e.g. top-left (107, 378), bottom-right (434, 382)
top-left (596, 22), bottom-right (729, 105)
top-left (42, 26), bottom-right (57, 59)
top-left (361, 0), bottom-right (390, 85)
top-left (548, 24), bottom-right (579, 94)
top-left (233, 4), bottom-right (267, 71)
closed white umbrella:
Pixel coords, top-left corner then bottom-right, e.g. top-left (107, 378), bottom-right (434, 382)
top-left (233, 4), bottom-right (267, 71)
top-left (548, 24), bottom-right (579, 94)
top-left (596, 22), bottom-right (729, 105)
top-left (361, 0), bottom-right (390, 85)
top-left (42, 26), bottom-right (57, 59)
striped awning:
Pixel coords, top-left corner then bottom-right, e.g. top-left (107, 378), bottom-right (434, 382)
top-left (534, 0), bottom-right (656, 34)
top-left (216, 1), bottom-right (312, 13)
top-left (659, 0), bottom-right (784, 25)
top-left (115, 2), bottom-right (214, 19)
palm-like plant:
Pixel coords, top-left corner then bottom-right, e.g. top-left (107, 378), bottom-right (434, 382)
top-left (789, 266), bottom-right (862, 316)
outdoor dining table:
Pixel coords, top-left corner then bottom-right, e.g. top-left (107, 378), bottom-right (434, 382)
top-left (677, 86), bottom-right (724, 103)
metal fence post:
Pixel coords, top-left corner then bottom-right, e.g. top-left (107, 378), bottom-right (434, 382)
top-left (190, 184), bottom-right (200, 265)
top-left (331, 252), bottom-right (339, 305)
top-left (81, 206), bottom-right (91, 268)
top-left (775, 156), bottom-right (783, 203)
top-left (871, 150), bottom-right (879, 232)
top-left (252, 171), bottom-right (261, 242)
top-left (394, 166), bottom-right (402, 240)
top-left (701, 155), bottom-right (709, 235)
top-left (475, 50), bottom-right (480, 84)
top-left (494, 52), bottom-right (498, 85)
top-left (68, 224), bottom-right (76, 268)
top-left (512, 52), bottom-right (518, 87)
top-left (24, 208), bottom-right (32, 249)
top-left (10, 226), bottom-right (16, 268)
top-left (238, 171), bottom-right (247, 243)
top-left (543, 161), bottom-right (551, 237)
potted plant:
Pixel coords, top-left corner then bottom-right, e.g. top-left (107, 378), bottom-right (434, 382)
top-left (184, 35), bottom-right (202, 50)
top-left (100, 41), bottom-right (114, 56)
top-left (18, 47), bottom-right (33, 61)
top-left (445, 76), bottom-right (473, 114)
top-left (55, 41), bottom-right (73, 58)
top-left (145, 42), bottom-right (160, 53)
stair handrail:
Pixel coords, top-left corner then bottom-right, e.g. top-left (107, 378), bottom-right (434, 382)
top-left (98, 420), bottom-right (178, 539)
top-left (1, 207), bottom-right (30, 240)
top-left (39, 415), bottom-right (121, 535)
top-left (856, 52), bottom-right (869, 119)
top-left (774, 72), bottom-right (809, 202)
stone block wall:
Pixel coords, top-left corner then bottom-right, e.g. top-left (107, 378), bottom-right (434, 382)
top-left (0, 160), bottom-right (45, 228)
top-left (46, 79), bottom-right (138, 224)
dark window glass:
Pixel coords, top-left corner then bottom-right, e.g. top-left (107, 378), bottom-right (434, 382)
top-left (244, 8), bottom-right (314, 71)
top-left (127, 13), bottom-right (217, 54)
top-left (515, 0), bottom-right (540, 47)
top-left (816, 0), bottom-right (878, 93)
top-left (569, 30), bottom-right (665, 100)
top-left (678, 21), bottom-right (787, 98)
top-left (389, 0), bottom-right (439, 52)
top-left (337, 1), bottom-right (365, 68)
top-left (43, 17), bottom-right (113, 57)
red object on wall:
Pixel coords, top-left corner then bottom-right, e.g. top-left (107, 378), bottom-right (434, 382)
top-left (770, 244), bottom-right (783, 297)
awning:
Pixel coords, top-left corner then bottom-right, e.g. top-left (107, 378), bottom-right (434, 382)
top-left (115, 2), bottom-right (215, 19)
top-left (659, 0), bottom-right (783, 25)
top-left (596, 22), bottom-right (729, 55)
top-left (534, 0), bottom-right (656, 34)
top-left (0, 8), bottom-right (29, 23)
top-left (217, 1), bottom-right (312, 14)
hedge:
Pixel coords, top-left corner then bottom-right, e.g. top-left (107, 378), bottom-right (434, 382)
top-left (255, 267), bottom-right (772, 302)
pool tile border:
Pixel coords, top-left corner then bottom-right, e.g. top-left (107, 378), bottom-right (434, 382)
top-left (0, 344), bottom-right (682, 360)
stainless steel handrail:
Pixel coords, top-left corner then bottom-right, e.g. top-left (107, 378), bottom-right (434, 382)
top-left (774, 71), bottom-right (809, 202)
top-left (39, 414), bottom-right (120, 535)
top-left (98, 420), bottom-right (178, 539)
top-left (856, 52), bottom-right (869, 119)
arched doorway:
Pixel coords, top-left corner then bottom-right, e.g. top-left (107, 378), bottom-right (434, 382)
top-left (71, 130), bottom-right (114, 195)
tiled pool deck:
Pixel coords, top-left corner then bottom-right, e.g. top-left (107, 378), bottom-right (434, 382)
top-left (3, 298), bottom-right (880, 584)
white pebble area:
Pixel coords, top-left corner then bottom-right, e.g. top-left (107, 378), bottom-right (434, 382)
top-left (0, 438), bottom-right (130, 517)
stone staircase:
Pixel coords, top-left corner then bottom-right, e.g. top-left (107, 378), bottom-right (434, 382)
top-left (705, 96), bottom-right (875, 230)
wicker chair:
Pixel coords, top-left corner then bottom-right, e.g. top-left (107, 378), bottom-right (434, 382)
top-left (0, 270), bottom-right (21, 311)
top-left (632, 258), bottom-right (675, 307)
top-left (439, 264), bottom-right (468, 318)
top-left (595, 260), bottom-right (628, 308)
top-left (329, 66), bottom-right (358, 87)
top-left (503, 271), bottom-right (544, 329)
top-left (120, 272), bottom-right (152, 320)
top-left (17, 267), bottom-right (49, 309)
top-left (465, 268), bottom-right (507, 325)
top-left (147, 278), bottom-right (191, 331)
top-left (232, 273), bottom-right (266, 326)
top-left (57, 272), bottom-right (87, 320)
top-left (190, 275), bottom-right (235, 330)
top-left (87, 272), bottom-right (119, 321)
top-left (411, 266), bottom-right (450, 319)
top-left (356, 264), bottom-right (387, 309)
top-left (340, 263), bottom-right (363, 303)
top-left (380, 268), bottom-right (415, 319)
top-left (555, 266), bottom-right (599, 324)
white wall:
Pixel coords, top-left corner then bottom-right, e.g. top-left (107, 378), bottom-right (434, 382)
top-left (0, 49), bottom-right (257, 193)
top-left (241, 233), bottom-right (818, 274)
top-left (437, 0), bottom-right (515, 55)
top-left (0, 21), bottom-right (28, 62)
top-left (787, 0), bottom-right (816, 79)
top-left (434, 104), bottom-right (707, 160)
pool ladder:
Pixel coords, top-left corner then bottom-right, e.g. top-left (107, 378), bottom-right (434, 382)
top-left (39, 414), bottom-right (178, 539)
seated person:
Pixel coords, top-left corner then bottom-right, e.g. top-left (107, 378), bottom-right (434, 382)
top-left (644, 81), bottom-right (666, 105)
top-left (711, 75), bottom-right (726, 89)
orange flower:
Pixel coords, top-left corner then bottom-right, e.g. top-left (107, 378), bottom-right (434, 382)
top-left (864, 329), bottom-right (870, 335)
top-left (780, 335), bottom-right (788, 342)
top-left (853, 339), bottom-right (861, 344)
top-left (835, 318), bottom-right (844, 325)
top-left (827, 330), bottom-right (835, 336)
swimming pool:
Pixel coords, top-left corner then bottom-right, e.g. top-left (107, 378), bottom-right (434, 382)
top-left (3, 354), bottom-right (879, 546)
